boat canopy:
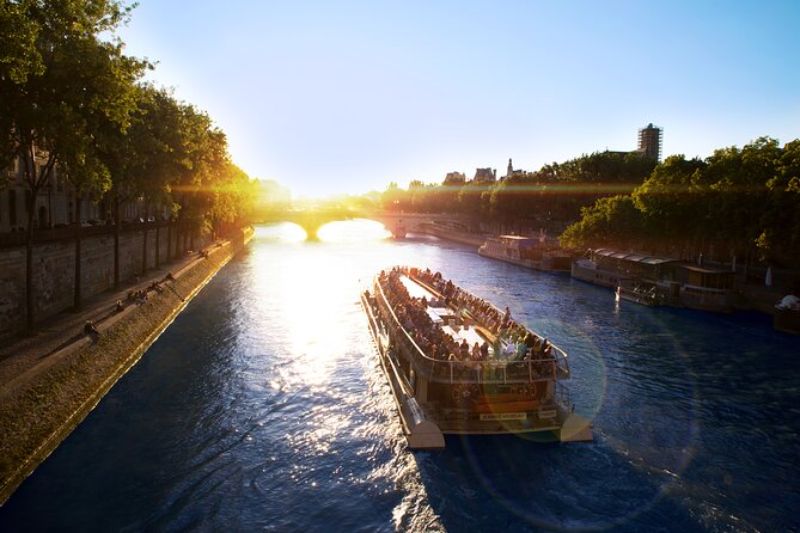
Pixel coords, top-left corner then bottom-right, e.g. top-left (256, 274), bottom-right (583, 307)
top-left (593, 248), bottom-right (678, 265)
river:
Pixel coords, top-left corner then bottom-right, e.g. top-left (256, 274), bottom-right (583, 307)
top-left (1, 221), bottom-right (798, 532)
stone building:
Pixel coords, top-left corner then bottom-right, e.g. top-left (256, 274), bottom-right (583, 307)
top-left (505, 158), bottom-right (525, 179)
top-left (1, 154), bottom-right (153, 233)
top-left (473, 167), bottom-right (497, 183)
top-left (443, 171), bottom-right (466, 185)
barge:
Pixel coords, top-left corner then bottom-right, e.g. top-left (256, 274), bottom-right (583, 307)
top-left (361, 266), bottom-right (592, 449)
top-left (479, 235), bottom-right (571, 272)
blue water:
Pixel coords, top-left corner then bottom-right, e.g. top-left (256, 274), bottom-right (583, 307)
top-left (1, 222), bottom-right (799, 532)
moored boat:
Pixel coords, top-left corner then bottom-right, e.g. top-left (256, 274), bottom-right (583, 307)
top-left (361, 266), bottom-right (593, 449)
top-left (615, 279), bottom-right (662, 306)
top-left (774, 294), bottom-right (800, 334)
top-left (478, 235), bottom-right (571, 272)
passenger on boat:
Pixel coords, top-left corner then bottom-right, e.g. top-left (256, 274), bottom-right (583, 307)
top-left (471, 342), bottom-right (482, 361)
top-left (459, 339), bottom-right (470, 359)
top-left (380, 268), bottom-right (561, 381)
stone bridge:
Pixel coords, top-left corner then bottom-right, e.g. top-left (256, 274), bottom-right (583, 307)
top-left (257, 208), bottom-right (464, 240)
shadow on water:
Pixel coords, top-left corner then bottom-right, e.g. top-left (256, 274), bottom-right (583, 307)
top-left (409, 432), bottom-right (706, 532)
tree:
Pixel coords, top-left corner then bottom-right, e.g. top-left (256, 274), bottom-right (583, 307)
top-left (560, 195), bottom-right (644, 250)
top-left (1, 0), bottom-right (145, 328)
top-left (0, 0), bottom-right (42, 170)
top-left (632, 155), bottom-right (707, 257)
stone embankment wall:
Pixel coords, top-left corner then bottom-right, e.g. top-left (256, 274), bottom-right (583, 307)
top-left (0, 227), bottom-right (202, 339)
top-left (0, 226), bottom-right (252, 505)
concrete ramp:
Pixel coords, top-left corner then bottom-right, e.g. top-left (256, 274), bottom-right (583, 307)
top-left (402, 397), bottom-right (445, 449)
top-left (406, 419), bottom-right (445, 450)
top-left (559, 413), bottom-right (594, 442)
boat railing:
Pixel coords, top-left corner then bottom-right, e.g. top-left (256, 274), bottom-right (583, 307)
top-left (374, 277), bottom-right (569, 384)
top-left (402, 268), bottom-right (571, 379)
top-left (556, 381), bottom-right (572, 412)
top-left (549, 345), bottom-right (570, 379)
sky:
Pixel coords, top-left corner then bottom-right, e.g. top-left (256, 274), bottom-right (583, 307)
top-left (118, 0), bottom-right (800, 197)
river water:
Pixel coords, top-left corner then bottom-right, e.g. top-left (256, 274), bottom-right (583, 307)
top-left (1, 221), bottom-right (798, 532)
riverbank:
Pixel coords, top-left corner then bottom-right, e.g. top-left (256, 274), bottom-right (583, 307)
top-left (0, 227), bottom-right (253, 505)
top-left (424, 227), bottom-right (793, 322)
top-left (415, 224), bottom-right (487, 248)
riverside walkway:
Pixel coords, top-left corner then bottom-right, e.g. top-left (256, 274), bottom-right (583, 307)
top-left (0, 249), bottom-right (205, 398)
top-left (0, 230), bottom-right (252, 505)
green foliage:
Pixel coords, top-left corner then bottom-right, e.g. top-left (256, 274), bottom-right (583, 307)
top-left (562, 137), bottom-right (800, 265)
top-left (0, 1), bottom-right (256, 229)
top-left (1, 1), bottom-right (256, 328)
top-left (2, 0), bottom-right (148, 200)
top-left (559, 195), bottom-right (643, 249)
top-left (372, 150), bottom-right (651, 232)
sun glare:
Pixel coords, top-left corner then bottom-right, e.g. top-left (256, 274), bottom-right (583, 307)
top-left (317, 219), bottom-right (391, 243)
top-left (255, 222), bottom-right (308, 242)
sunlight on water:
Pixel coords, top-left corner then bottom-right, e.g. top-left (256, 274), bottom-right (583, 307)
top-left (317, 218), bottom-right (391, 242)
top-left (254, 222), bottom-right (308, 242)
top-left (249, 250), bottom-right (350, 388)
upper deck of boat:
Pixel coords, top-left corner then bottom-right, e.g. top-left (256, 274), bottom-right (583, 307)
top-left (373, 268), bottom-right (571, 384)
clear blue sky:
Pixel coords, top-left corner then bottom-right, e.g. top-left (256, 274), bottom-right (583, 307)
top-left (119, 0), bottom-right (800, 197)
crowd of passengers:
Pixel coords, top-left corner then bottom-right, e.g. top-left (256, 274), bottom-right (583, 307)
top-left (377, 267), bottom-right (557, 372)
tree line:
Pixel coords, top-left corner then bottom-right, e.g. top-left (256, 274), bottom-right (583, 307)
top-left (1, 1), bottom-right (256, 331)
top-left (377, 150), bottom-right (657, 234)
top-left (373, 138), bottom-right (799, 268)
top-left (560, 137), bottom-right (800, 267)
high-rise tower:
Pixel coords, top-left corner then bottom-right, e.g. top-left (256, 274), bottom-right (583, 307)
top-left (638, 123), bottom-right (662, 161)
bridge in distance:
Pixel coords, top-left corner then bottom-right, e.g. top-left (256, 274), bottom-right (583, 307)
top-left (256, 208), bottom-right (468, 240)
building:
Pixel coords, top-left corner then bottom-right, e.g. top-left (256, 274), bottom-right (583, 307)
top-left (505, 158), bottom-right (525, 179)
top-left (1, 154), bottom-right (148, 233)
top-left (473, 168), bottom-right (497, 183)
top-left (1, 155), bottom-right (80, 233)
top-left (443, 171), bottom-right (466, 185)
top-left (638, 123), bottom-right (662, 161)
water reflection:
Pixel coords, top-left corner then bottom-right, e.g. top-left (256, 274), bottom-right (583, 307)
top-left (254, 221), bottom-right (308, 242)
top-left (318, 219), bottom-right (391, 242)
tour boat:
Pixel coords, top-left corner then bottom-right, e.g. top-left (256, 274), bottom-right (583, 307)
top-left (361, 266), bottom-right (593, 449)
top-left (478, 235), bottom-right (571, 272)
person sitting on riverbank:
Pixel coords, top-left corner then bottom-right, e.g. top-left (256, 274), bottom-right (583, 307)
top-left (83, 320), bottom-right (100, 339)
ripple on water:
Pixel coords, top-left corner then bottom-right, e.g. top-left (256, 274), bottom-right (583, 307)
top-left (0, 223), bottom-right (798, 532)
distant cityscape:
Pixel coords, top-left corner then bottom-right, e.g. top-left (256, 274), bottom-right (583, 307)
top-left (443, 123), bottom-right (662, 186)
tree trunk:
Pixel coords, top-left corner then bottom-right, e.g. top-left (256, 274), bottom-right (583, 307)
top-left (155, 219), bottom-right (160, 268)
top-left (166, 221), bottom-right (172, 262)
top-left (24, 195), bottom-right (35, 333)
top-left (113, 193), bottom-right (120, 288)
top-left (141, 202), bottom-right (149, 274)
top-left (173, 220), bottom-right (180, 259)
top-left (74, 192), bottom-right (82, 311)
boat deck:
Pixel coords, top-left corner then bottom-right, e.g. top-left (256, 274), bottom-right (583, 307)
top-left (402, 274), bottom-right (505, 357)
